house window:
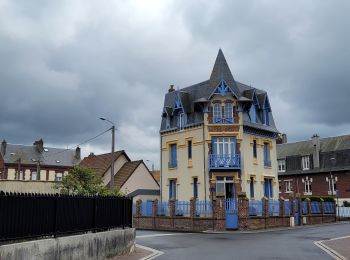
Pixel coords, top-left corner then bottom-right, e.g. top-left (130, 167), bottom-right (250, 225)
top-left (169, 179), bottom-right (177, 199)
top-left (224, 103), bottom-right (233, 123)
top-left (250, 177), bottom-right (255, 198)
top-left (213, 103), bottom-right (222, 123)
top-left (193, 177), bottom-right (198, 198)
top-left (249, 104), bottom-right (257, 123)
top-left (188, 140), bottom-right (192, 159)
top-left (166, 116), bottom-right (170, 129)
top-left (177, 113), bottom-right (185, 129)
top-left (327, 176), bottom-right (337, 195)
top-left (31, 171), bottom-right (38, 181)
top-left (278, 160), bottom-right (286, 172)
top-left (169, 144), bottom-right (177, 168)
top-left (303, 176), bottom-right (312, 195)
top-left (55, 172), bottom-right (63, 181)
top-left (16, 171), bottom-right (24, 180)
top-left (212, 137), bottom-right (236, 155)
top-left (262, 109), bottom-right (270, 125)
top-left (302, 156), bottom-right (310, 170)
top-left (284, 179), bottom-right (292, 193)
top-left (253, 140), bottom-right (257, 159)
top-left (263, 143), bottom-right (271, 167)
top-left (264, 178), bottom-right (273, 198)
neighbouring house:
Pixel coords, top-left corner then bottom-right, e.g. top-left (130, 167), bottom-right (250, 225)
top-left (0, 139), bottom-right (81, 193)
top-left (151, 170), bottom-right (160, 184)
top-left (159, 49), bottom-right (280, 202)
top-left (79, 151), bottom-right (160, 201)
top-left (277, 134), bottom-right (350, 204)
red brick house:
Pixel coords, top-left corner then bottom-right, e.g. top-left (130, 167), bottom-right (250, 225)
top-left (277, 134), bottom-right (350, 205)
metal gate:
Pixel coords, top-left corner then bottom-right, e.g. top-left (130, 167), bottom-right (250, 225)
top-left (225, 198), bottom-right (238, 229)
top-left (294, 199), bottom-right (299, 225)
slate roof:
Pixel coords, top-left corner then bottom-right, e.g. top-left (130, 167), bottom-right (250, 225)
top-left (127, 189), bottom-right (160, 198)
top-left (1, 142), bottom-right (80, 167)
top-left (79, 151), bottom-right (126, 177)
top-left (160, 49), bottom-right (278, 134)
top-left (277, 135), bottom-right (350, 159)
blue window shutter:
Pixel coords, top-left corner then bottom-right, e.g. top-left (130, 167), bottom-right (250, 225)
top-left (169, 180), bottom-right (172, 199)
top-left (269, 179), bottom-right (273, 198)
top-left (264, 179), bottom-right (268, 197)
top-left (193, 178), bottom-right (198, 198)
top-left (250, 179), bottom-right (254, 198)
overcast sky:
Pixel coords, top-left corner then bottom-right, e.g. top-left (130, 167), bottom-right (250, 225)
top-left (1, 0), bottom-right (349, 169)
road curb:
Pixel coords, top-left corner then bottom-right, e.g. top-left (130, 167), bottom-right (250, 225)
top-left (136, 244), bottom-right (164, 260)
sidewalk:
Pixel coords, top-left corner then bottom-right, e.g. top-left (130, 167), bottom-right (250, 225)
top-left (320, 236), bottom-right (350, 260)
top-left (110, 244), bottom-right (155, 260)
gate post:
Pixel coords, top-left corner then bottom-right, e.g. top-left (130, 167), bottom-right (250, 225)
top-left (169, 199), bottom-right (176, 229)
top-left (279, 197), bottom-right (285, 217)
top-left (134, 199), bottom-right (142, 228)
top-left (320, 198), bottom-right (324, 223)
top-left (214, 196), bottom-right (225, 231)
top-left (190, 198), bottom-right (196, 230)
top-left (305, 198), bottom-right (311, 224)
top-left (262, 197), bottom-right (269, 229)
top-left (289, 193), bottom-right (295, 227)
top-left (238, 192), bottom-right (248, 230)
top-left (152, 199), bottom-right (158, 229)
top-left (296, 193), bottom-right (302, 225)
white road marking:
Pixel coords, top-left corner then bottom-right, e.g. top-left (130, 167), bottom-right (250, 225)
top-left (136, 244), bottom-right (164, 260)
top-left (136, 233), bottom-right (192, 238)
top-left (314, 240), bottom-right (347, 260)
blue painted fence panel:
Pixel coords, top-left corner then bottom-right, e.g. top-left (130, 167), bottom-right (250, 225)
top-left (249, 200), bottom-right (262, 216)
top-left (175, 201), bottom-right (190, 216)
top-left (284, 200), bottom-right (291, 216)
top-left (157, 201), bottom-right (169, 216)
top-left (302, 201), bottom-right (308, 215)
top-left (337, 206), bottom-right (350, 217)
top-left (324, 202), bottom-right (335, 214)
top-left (195, 201), bottom-right (213, 217)
top-left (311, 201), bottom-right (321, 214)
top-left (268, 200), bottom-right (280, 216)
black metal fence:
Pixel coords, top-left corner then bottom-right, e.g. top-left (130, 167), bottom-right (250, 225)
top-left (0, 191), bottom-right (132, 241)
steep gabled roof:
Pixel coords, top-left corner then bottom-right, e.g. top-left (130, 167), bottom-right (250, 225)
top-left (110, 160), bottom-right (143, 189)
top-left (79, 150), bottom-right (127, 177)
top-left (209, 49), bottom-right (241, 97)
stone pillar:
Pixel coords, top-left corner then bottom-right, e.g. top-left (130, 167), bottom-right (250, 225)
top-left (152, 199), bottom-right (158, 229)
top-left (214, 196), bottom-right (225, 231)
top-left (279, 197), bottom-right (285, 217)
top-left (190, 198), bottom-right (196, 231)
top-left (262, 197), bottom-right (269, 218)
top-left (296, 194), bottom-right (302, 225)
top-left (136, 199), bottom-right (142, 217)
top-left (320, 198), bottom-right (324, 223)
top-left (238, 192), bottom-right (249, 230)
top-left (289, 194), bottom-right (295, 218)
top-left (169, 199), bottom-right (176, 229)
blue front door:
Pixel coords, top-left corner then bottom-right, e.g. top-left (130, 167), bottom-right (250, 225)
top-left (225, 198), bottom-right (238, 229)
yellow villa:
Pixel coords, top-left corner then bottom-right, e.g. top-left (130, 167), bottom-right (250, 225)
top-left (160, 50), bottom-right (279, 202)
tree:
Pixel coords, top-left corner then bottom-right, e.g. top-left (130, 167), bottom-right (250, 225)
top-left (54, 166), bottom-right (123, 196)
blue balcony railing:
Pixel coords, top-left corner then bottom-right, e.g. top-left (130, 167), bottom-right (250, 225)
top-left (264, 160), bottom-right (271, 167)
top-left (209, 154), bottom-right (240, 170)
top-left (212, 117), bottom-right (234, 124)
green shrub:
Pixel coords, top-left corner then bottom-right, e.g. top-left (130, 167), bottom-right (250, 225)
top-left (343, 201), bottom-right (350, 207)
top-left (301, 196), bottom-right (335, 202)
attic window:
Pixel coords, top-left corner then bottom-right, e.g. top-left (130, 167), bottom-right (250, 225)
top-left (44, 148), bottom-right (49, 152)
top-left (10, 152), bottom-right (15, 156)
top-left (56, 160), bottom-right (61, 163)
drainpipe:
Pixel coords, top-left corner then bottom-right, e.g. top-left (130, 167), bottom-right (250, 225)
top-left (203, 123), bottom-right (207, 203)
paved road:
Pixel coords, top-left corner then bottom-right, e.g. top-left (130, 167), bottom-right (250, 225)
top-left (136, 223), bottom-right (350, 260)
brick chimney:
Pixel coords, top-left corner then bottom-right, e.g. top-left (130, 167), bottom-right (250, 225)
top-left (1, 140), bottom-right (6, 156)
top-left (312, 134), bottom-right (320, 168)
top-left (75, 146), bottom-right (81, 160)
top-left (33, 139), bottom-right (44, 153)
top-left (168, 84), bottom-right (175, 93)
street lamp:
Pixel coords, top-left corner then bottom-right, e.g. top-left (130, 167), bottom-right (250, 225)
top-left (100, 117), bottom-right (115, 190)
top-left (146, 160), bottom-right (155, 171)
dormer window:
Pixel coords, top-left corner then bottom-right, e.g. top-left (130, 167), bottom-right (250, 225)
top-left (262, 96), bottom-right (271, 125)
top-left (224, 103), bottom-right (233, 123)
top-left (177, 113), bottom-right (185, 129)
top-left (166, 115), bottom-right (170, 129)
top-left (249, 104), bottom-right (257, 123)
top-left (302, 156), bottom-right (310, 170)
top-left (213, 103), bottom-right (222, 123)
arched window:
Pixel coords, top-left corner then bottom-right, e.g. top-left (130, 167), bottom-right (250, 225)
top-left (249, 104), bottom-right (257, 123)
top-left (224, 103), bottom-right (233, 123)
top-left (213, 103), bottom-right (222, 123)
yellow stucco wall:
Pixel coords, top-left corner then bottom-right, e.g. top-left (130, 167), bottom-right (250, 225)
top-left (241, 133), bottom-right (279, 199)
top-left (161, 126), bottom-right (208, 201)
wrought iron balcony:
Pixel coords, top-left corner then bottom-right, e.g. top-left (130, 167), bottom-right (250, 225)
top-left (212, 117), bottom-right (234, 124)
top-left (264, 160), bottom-right (272, 167)
top-left (209, 154), bottom-right (240, 170)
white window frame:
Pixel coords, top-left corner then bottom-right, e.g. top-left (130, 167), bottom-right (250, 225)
top-left (284, 179), bottom-right (292, 193)
top-left (303, 177), bottom-right (312, 195)
top-left (224, 103), bottom-right (233, 121)
top-left (213, 137), bottom-right (236, 155)
top-left (31, 171), bottom-right (37, 181)
top-left (55, 172), bottom-right (63, 182)
top-left (327, 176), bottom-right (337, 195)
top-left (213, 103), bottom-right (222, 122)
top-left (278, 159), bottom-right (286, 172)
top-left (302, 156), bottom-right (310, 170)
top-left (216, 176), bottom-right (234, 196)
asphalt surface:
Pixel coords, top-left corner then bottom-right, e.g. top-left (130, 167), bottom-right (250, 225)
top-left (136, 223), bottom-right (350, 260)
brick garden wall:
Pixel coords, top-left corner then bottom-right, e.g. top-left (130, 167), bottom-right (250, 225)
top-left (133, 195), bottom-right (336, 232)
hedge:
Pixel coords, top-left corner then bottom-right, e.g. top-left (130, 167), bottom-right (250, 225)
top-left (301, 196), bottom-right (335, 202)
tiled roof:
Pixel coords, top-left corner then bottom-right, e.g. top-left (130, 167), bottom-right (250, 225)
top-left (277, 135), bottom-right (350, 159)
top-left (110, 160), bottom-right (143, 189)
top-left (1, 141), bottom-right (80, 167)
top-left (79, 151), bottom-right (125, 177)
top-left (151, 170), bottom-right (160, 183)
top-left (160, 49), bottom-right (278, 134)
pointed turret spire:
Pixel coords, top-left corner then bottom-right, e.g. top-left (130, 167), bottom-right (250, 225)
top-left (209, 49), bottom-right (240, 96)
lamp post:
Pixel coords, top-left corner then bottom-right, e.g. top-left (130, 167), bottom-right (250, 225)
top-left (146, 160), bottom-right (154, 171)
top-left (100, 117), bottom-right (115, 190)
